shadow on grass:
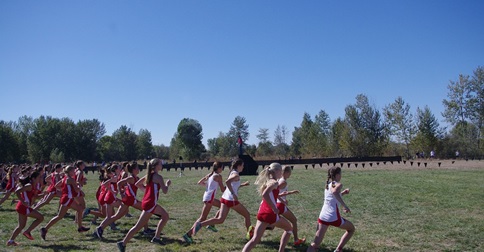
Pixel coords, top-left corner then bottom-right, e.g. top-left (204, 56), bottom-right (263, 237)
top-left (32, 244), bottom-right (85, 252)
top-left (242, 239), bottom-right (357, 252)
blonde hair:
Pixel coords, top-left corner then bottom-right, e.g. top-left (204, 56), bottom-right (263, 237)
top-left (145, 158), bottom-right (161, 186)
top-left (63, 165), bottom-right (76, 175)
top-left (254, 162), bottom-right (282, 195)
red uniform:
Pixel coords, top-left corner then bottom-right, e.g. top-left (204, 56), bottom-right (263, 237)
top-left (256, 188), bottom-right (280, 224)
top-left (122, 175), bottom-right (139, 207)
top-left (141, 180), bottom-right (160, 213)
top-left (59, 176), bottom-right (74, 207)
top-left (103, 183), bottom-right (117, 205)
top-left (73, 171), bottom-right (86, 197)
top-left (5, 175), bottom-right (16, 192)
top-left (46, 173), bottom-right (58, 193)
top-left (15, 187), bottom-right (35, 215)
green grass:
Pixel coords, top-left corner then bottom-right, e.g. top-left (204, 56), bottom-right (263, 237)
top-left (1, 163), bottom-right (483, 251)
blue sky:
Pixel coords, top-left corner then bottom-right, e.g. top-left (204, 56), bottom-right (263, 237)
top-left (1, 1), bottom-right (483, 146)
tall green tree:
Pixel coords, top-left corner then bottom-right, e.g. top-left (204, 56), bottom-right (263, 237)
top-left (274, 125), bottom-right (290, 158)
top-left (137, 129), bottom-right (153, 159)
top-left (342, 94), bottom-right (388, 156)
top-left (384, 97), bottom-right (416, 158)
top-left (0, 121), bottom-right (21, 162)
top-left (413, 106), bottom-right (442, 155)
top-left (227, 116), bottom-right (249, 156)
top-left (74, 119), bottom-right (105, 161)
top-left (174, 118), bottom-right (205, 160)
top-left (112, 125), bottom-right (138, 161)
top-left (256, 128), bottom-right (273, 157)
top-left (468, 66), bottom-right (484, 152)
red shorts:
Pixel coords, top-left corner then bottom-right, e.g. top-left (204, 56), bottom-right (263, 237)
top-left (276, 203), bottom-right (287, 215)
top-left (142, 201), bottom-right (157, 213)
top-left (104, 192), bottom-right (116, 205)
top-left (122, 196), bottom-right (137, 207)
top-left (318, 217), bottom-right (345, 227)
top-left (5, 183), bottom-right (15, 192)
top-left (60, 195), bottom-right (74, 207)
top-left (98, 191), bottom-right (106, 205)
top-left (220, 198), bottom-right (240, 208)
top-left (95, 186), bottom-right (102, 200)
top-left (257, 211), bottom-right (279, 224)
top-left (15, 202), bottom-right (32, 216)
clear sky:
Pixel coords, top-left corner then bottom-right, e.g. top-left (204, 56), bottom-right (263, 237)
top-left (1, 1), bottom-right (483, 146)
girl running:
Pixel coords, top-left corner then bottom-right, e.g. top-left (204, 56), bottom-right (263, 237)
top-left (33, 164), bottom-right (63, 210)
top-left (188, 158), bottom-right (253, 241)
top-left (242, 163), bottom-right (292, 252)
top-left (117, 158), bottom-right (171, 252)
top-left (182, 161), bottom-right (225, 243)
top-left (307, 166), bottom-right (355, 252)
top-left (0, 165), bottom-right (19, 206)
top-left (276, 165), bottom-right (305, 246)
top-left (40, 165), bottom-right (90, 240)
top-left (6, 171), bottom-right (44, 246)
top-left (95, 163), bottom-right (154, 239)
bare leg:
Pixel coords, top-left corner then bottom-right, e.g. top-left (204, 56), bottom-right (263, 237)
top-left (121, 210), bottom-right (152, 246)
top-left (242, 220), bottom-right (268, 252)
top-left (231, 203), bottom-right (252, 230)
top-left (307, 223), bottom-right (329, 252)
top-left (9, 213), bottom-right (27, 241)
top-left (334, 220), bottom-right (355, 252)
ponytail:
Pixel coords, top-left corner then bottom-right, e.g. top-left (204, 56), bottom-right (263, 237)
top-left (231, 158), bottom-right (243, 171)
top-left (326, 166), bottom-right (341, 189)
top-left (254, 162), bottom-right (281, 195)
top-left (145, 158), bottom-right (160, 186)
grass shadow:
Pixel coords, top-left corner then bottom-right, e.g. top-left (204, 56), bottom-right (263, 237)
top-left (33, 244), bottom-right (85, 252)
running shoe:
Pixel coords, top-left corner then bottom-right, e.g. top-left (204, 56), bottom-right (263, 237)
top-left (150, 237), bottom-right (166, 245)
top-left (22, 231), bottom-right (34, 240)
top-left (82, 208), bottom-right (91, 219)
top-left (192, 221), bottom-right (202, 236)
top-left (78, 226), bottom-right (90, 233)
top-left (117, 241), bottom-right (126, 252)
top-left (206, 225), bottom-right (218, 232)
top-left (125, 213), bottom-right (133, 218)
top-left (110, 223), bottom-right (119, 230)
top-left (40, 227), bottom-right (47, 240)
top-left (6, 240), bottom-right (19, 246)
top-left (182, 233), bottom-right (193, 244)
top-left (143, 228), bottom-right (156, 235)
top-left (246, 225), bottom-right (254, 240)
top-left (294, 238), bottom-right (306, 246)
top-left (95, 226), bottom-right (104, 239)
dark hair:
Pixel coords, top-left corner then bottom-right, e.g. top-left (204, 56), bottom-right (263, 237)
top-left (326, 166), bottom-right (341, 190)
top-left (205, 161), bottom-right (223, 179)
top-left (231, 158), bottom-right (244, 170)
top-left (127, 162), bottom-right (138, 174)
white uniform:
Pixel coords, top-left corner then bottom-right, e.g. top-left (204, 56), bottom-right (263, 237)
top-left (221, 170), bottom-right (240, 201)
top-left (202, 173), bottom-right (219, 202)
top-left (276, 177), bottom-right (287, 204)
top-left (318, 181), bottom-right (344, 226)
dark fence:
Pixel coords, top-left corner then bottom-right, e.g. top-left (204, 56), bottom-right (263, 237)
top-left (84, 156), bottom-right (402, 175)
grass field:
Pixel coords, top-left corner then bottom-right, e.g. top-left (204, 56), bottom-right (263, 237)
top-left (0, 160), bottom-right (483, 252)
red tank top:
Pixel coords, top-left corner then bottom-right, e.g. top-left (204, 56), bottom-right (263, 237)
top-left (61, 176), bottom-right (74, 198)
top-left (258, 188), bottom-right (280, 215)
top-left (125, 175), bottom-right (139, 198)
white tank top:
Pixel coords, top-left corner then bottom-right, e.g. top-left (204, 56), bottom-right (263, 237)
top-left (202, 173), bottom-right (219, 202)
top-left (276, 177), bottom-right (287, 203)
top-left (221, 170), bottom-right (240, 201)
top-left (318, 181), bottom-right (341, 222)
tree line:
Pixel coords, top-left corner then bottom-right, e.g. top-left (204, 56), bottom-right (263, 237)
top-left (1, 66), bottom-right (483, 163)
